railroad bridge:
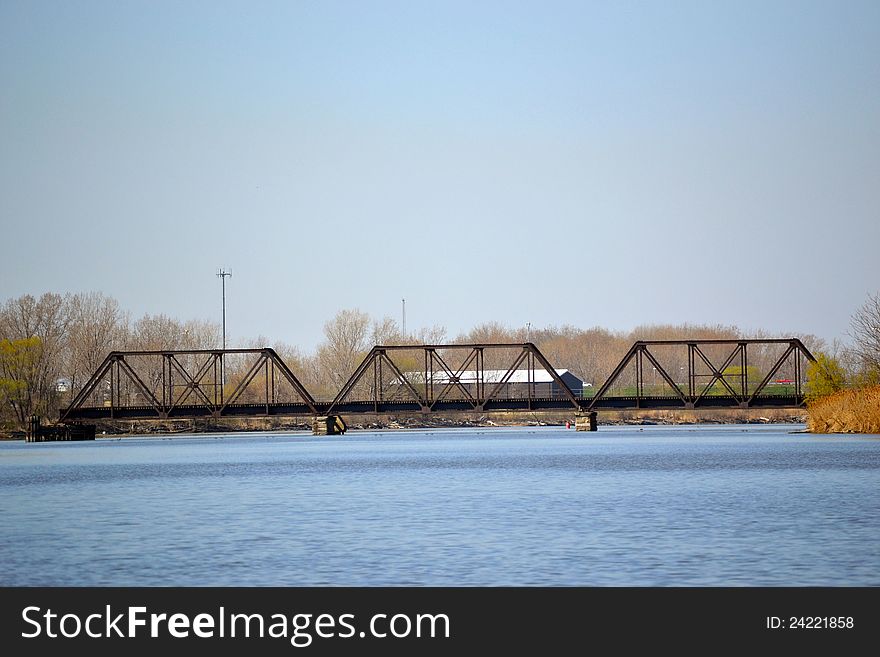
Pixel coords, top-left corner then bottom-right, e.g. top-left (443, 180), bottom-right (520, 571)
top-left (50, 338), bottom-right (815, 438)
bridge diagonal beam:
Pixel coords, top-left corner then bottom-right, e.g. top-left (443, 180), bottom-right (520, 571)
top-left (746, 343), bottom-right (797, 405)
top-left (219, 353), bottom-right (268, 412)
top-left (372, 354), bottom-right (412, 404)
top-left (640, 347), bottom-right (689, 405)
top-left (60, 354), bottom-right (116, 422)
top-left (484, 348), bottom-right (530, 403)
top-left (115, 357), bottom-right (165, 416)
top-left (693, 344), bottom-right (743, 403)
top-left (325, 348), bottom-right (380, 415)
top-left (379, 351), bottom-right (429, 408)
top-left (526, 343), bottom-right (582, 409)
top-left (168, 353), bottom-right (217, 411)
top-left (430, 348), bottom-right (479, 409)
top-left (264, 348), bottom-right (318, 413)
top-left (588, 343), bottom-right (639, 410)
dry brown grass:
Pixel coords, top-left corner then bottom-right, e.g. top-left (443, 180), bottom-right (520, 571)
top-left (807, 385), bottom-right (880, 434)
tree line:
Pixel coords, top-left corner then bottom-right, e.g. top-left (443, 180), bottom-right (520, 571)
top-left (2, 290), bottom-right (877, 432)
top-left (804, 291), bottom-right (880, 400)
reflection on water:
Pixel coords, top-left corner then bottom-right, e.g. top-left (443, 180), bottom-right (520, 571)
top-left (1, 425), bottom-right (878, 586)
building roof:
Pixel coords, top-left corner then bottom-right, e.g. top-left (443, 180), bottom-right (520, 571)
top-left (423, 369), bottom-right (578, 385)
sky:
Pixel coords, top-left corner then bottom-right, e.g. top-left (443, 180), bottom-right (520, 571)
top-left (1, 0), bottom-right (878, 352)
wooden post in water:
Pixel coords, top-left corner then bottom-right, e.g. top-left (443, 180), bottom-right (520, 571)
top-left (25, 417), bottom-right (95, 442)
top-left (27, 415), bottom-right (40, 442)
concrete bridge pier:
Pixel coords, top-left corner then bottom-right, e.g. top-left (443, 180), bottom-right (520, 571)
top-left (575, 412), bottom-right (598, 432)
top-left (312, 415), bottom-right (347, 436)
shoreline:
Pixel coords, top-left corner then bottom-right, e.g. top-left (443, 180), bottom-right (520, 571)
top-left (1, 412), bottom-right (810, 440)
top-left (807, 385), bottom-right (880, 434)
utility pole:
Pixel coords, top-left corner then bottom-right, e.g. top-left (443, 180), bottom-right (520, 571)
top-left (218, 268), bottom-right (232, 386)
top-left (402, 298), bottom-right (406, 339)
top-left (218, 269), bottom-right (232, 350)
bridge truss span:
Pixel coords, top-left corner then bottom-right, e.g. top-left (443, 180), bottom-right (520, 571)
top-left (587, 338), bottom-right (815, 411)
top-left (60, 348), bottom-right (318, 422)
top-left (326, 342), bottom-right (584, 415)
top-left (59, 339), bottom-right (816, 424)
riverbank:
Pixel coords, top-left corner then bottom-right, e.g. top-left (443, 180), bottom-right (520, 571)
top-left (807, 385), bottom-right (880, 434)
top-left (0, 408), bottom-right (806, 439)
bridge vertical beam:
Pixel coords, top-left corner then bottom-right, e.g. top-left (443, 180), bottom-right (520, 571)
top-left (379, 352), bottom-right (384, 405)
top-left (527, 349), bottom-right (533, 410)
top-left (109, 357), bottom-right (115, 419)
top-left (115, 357), bottom-right (121, 412)
top-left (636, 346), bottom-right (643, 404)
top-left (217, 352), bottom-right (223, 407)
top-left (688, 343), bottom-right (695, 399)
top-left (162, 354), bottom-right (167, 408)
top-left (373, 352), bottom-right (379, 413)
top-left (167, 354), bottom-right (173, 412)
top-left (265, 357), bottom-right (270, 415)
top-left (423, 349), bottom-right (430, 406)
top-left (475, 348), bottom-right (483, 405)
top-left (270, 358), bottom-right (275, 404)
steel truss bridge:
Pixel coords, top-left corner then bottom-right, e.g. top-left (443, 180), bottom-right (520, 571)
top-left (60, 339), bottom-right (815, 424)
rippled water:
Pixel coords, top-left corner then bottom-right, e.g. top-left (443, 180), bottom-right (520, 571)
top-left (1, 425), bottom-right (878, 586)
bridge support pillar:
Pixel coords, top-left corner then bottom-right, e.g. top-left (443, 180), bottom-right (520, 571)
top-left (575, 412), bottom-right (598, 432)
top-left (312, 415), bottom-right (347, 436)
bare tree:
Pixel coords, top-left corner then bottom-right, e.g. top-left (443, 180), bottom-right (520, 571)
top-left (121, 314), bottom-right (202, 402)
top-left (534, 326), bottom-right (621, 386)
top-left (456, 321), bottom-right (517, 344)
top-left (371, 316), bottom-right (403, 345)
top-left (65, 292), bottom-right (129, 393)
top-left (850, 291), bottom-right (880, 377)
top-left (181, 319), bottom-right (221, 351)
top-left (317, 309), bottom-right (372, 391)
top-left (415, 324), bottom-right (448, 345)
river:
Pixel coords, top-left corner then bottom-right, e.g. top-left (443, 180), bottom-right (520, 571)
top-left (1, 425), bottom-right (878, 586)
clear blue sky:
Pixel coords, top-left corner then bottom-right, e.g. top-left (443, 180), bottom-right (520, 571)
top-left (1, 0), bottom-right (878, 351)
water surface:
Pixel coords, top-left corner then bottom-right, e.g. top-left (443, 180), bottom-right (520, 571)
top-left (1, 425), bottom-right (878, 586)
